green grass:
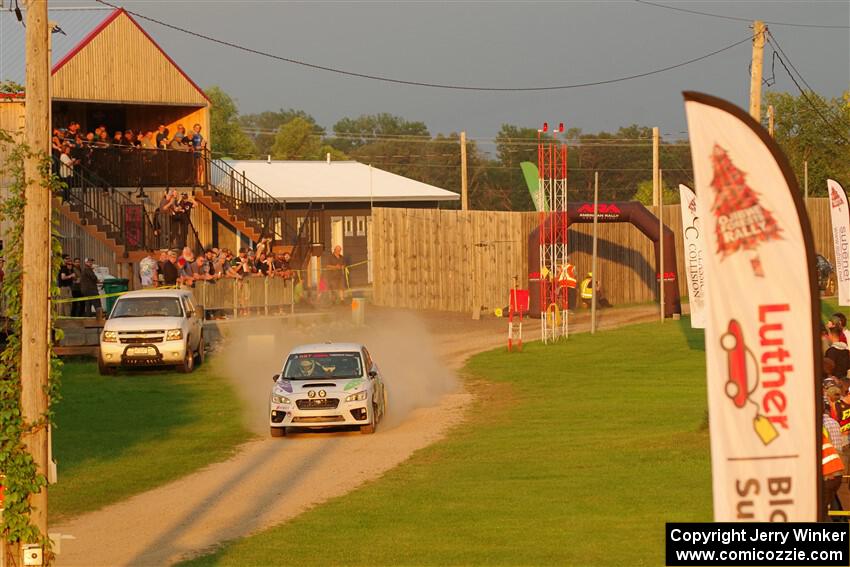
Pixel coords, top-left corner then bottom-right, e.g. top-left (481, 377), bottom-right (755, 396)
top-left (51, 359), bottom-right (253, 522)
top-left (180, 318), bottom-right (711, 567)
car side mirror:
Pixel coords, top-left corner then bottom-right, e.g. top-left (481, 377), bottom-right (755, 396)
top-left (272, 373), bottom-right (280, 382)
top-left (368, 370), bottom-right (377, 378)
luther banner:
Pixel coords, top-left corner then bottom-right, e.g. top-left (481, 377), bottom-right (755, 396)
top-left (679, 184), bottom-right (706, 328)
top-left (828, 179), bottom-right (850, 306)
top-left (684, 92), bottom-right (820, 522)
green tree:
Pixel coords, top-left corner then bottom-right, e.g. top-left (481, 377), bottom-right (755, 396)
top-left (764, 90), bottom-right (850, 197)
top-left (240, 109), bottom-right (320, 156)
top-left (633, 179), bottom-right (680, 206)
top-left (0, 80), bottom-right (24, 94)
top-left (271, 117), bottom-right (345, 160)
top-left (328, 113), bottom-right (429, 153)
top-left (205, 86), bottom-right (256, 159)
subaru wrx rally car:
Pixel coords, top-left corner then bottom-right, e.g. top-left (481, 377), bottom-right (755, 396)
top-left (269, 343), bottom-right (387, 437)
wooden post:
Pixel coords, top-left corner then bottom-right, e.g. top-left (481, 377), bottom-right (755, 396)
top-left (652, 127), bottom-right (660, 207)
top-left (460, 131), bottom-right (468, 211)
top-left (767, 104), bottom-right (775, 137)
top-left (804, 159), bottom-right (809, 200)
top-left (590, 172), bottom-right (599, 335)
top-left (21, 0), bottom-right (51, 558)
top-left (749, 20), bottom-right (766, 121)
top-left (659, 169), bottom-right (665, 323)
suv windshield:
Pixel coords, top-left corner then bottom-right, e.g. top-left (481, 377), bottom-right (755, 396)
top-left (110, 297), bottom-right (183, 318)
top-left (283, 352), bottom-right (363, 379)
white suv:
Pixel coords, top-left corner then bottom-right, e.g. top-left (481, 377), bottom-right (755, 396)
top-left (98, 289), bottom-right (204, 375)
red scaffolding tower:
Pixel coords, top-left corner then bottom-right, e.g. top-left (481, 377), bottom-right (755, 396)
top-left (537, 123), bottom-right (569, 344)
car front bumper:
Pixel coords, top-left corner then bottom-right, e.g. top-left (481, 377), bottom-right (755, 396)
top-left (100, 341), bottom-right (187, 367)
top-left (269, 395), bottom-right (372, 429)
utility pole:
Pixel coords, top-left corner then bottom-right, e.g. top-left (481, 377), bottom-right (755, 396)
top-left (749, 20), bottom-right (767, 121)
top-left (804, 159), bottom-right (809, 200)
top-left (767, 104), bottom-right (775, 137)
top-left (652, 127), bottom-right (660, 207)
top-left (659, 169), bottom-right (665, 323)
top-left (590, 171), bottom-right (599, 335)
top-left (460, 131), bottom-right (468, 210)
top-left (21, 0), bottom-right (51, 561)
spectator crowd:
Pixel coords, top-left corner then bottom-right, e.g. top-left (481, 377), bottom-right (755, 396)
top-left (138, 245), bottom-right (296, 288)
top-left (821, 311), bottom-right (850, 519)
top-left (52, 120), bottom-right (207, 158)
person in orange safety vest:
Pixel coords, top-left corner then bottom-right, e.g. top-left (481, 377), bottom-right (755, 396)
top-left (557, 261), bottom-right (577, 311)
top-left (823, 424), bottom-right (845, 520)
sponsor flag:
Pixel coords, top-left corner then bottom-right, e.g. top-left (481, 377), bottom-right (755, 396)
top-left (828, 179), bottom-right (850, 306)
top-left (678, 184), bottom-right (706, 328)
top-left (684, 92), bottom-right (820, 521)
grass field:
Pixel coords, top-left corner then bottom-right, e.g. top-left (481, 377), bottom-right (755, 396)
top-left (51, 359), bottom-right (253, 522)
top-left (181, 318), bottom-right (711, 567)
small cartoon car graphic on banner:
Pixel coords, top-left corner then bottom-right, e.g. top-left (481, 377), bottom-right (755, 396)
top-left (720, 319), bottom-right (779, 445)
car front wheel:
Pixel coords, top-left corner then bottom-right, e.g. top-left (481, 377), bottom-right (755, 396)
top-left (270, 427), bottom-right (286, 437)
top-left (360, 403), bottom-right (377, 434)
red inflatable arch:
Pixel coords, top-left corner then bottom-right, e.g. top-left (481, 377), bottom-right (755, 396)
top-left (528, 201), bottom-right (682, 318)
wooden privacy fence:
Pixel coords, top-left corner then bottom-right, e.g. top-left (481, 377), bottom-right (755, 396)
top-left (372, 199), bottom-right (834, 314)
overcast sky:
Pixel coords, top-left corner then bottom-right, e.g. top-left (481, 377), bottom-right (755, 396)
top-left (48, 1), bottom-right (850, 141)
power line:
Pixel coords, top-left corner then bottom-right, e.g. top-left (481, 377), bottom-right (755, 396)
top-left (766, 32), bottom-right (850, 146)
top-left (635, 0), bottom-right (850, 29)
top-left (94, 0), bottom-right (749, 92)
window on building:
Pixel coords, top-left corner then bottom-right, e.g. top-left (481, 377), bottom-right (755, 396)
top-left (344, 216), bottom-right (354, 237)
top-left (356, 216), bottom-right (366, 236)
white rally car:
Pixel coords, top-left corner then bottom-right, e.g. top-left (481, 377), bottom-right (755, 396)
top-left (269, 343), bottom-right (388, 437)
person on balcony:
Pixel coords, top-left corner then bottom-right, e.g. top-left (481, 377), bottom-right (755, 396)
top-left (155, 125), bottom-right (170, 149)
top-left (191, 124), bottom-right (207, 185)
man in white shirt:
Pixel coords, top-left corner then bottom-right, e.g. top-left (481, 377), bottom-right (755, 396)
top-left (138, 249), bottom-right (159, 288)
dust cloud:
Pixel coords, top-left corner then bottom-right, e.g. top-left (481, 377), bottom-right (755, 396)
top-left (212, 309), bottom-right (459, 434)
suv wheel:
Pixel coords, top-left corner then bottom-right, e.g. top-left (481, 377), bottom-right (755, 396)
top-left (196, 333), bottom-right (206, 365)
top-left (98, 354), bottom-right (116, 376)
top-left (179, 347), bottom-right (195, 374)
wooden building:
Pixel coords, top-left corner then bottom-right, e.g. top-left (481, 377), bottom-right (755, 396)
top-left (221, 160), bottom-right (460, 287)
top-left (0, 6), bottom-right (212, 277)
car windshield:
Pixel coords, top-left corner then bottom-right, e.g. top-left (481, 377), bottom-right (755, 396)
top-left (283, 352), bottom-right (363, 379)
top-left (110, 297), bottom-right (183, 318)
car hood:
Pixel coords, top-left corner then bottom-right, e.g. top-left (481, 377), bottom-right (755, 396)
top-left (103, 317), bottom-right (185, 332)
top-left (273, 377), bottom-right (368, 396)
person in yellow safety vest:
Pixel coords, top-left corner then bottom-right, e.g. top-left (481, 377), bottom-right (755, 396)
top-left (823, 423), bottom-right (845, 520)
top-left (579, 271), bottom-right (612, 309)
top-left (557, 261), bottom-right (577, 311)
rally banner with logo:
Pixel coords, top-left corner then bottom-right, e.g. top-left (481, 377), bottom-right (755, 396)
top-left (684, 92), bottom-right (820, 521)
top-left (828, 179), bottom-right (850, 306)
top-left (678, 184), bottom-right (706, 328)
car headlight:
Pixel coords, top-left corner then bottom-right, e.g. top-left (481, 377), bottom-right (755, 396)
top-left (272, 395), bottom-right (291, 404)
top-left (165, 329), bottom-right (183, 341)
top-left (345, 391), bottom-right (367, 402)
top-left (102, 330), bottom-right (118, 343)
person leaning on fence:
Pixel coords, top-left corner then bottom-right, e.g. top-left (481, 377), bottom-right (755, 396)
top-left (139, 249), bottom-right (158, 288)
top-left (80, 258), bottom-right (100, 317)
top-left (161, 250), bottom-right (180, 287)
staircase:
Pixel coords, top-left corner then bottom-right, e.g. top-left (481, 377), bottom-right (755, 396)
top-left (197, 154), bottom-right (320, 265)
top-left (54, 158), bottom-right (202, 263)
